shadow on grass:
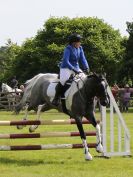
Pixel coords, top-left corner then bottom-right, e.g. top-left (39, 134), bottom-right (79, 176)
top-left (0, 157), bottom-right (65, 166)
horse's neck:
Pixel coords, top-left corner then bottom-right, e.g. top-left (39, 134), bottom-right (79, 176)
top-left (65, 75), bottom-right (86, 99)
top-left (84, 78), bottom-right (97, 98)
top-left (5, 85), bottom-right (13, 92)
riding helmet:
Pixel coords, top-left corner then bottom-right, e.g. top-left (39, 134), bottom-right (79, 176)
top-left (68, 33), bottom-right (82, 44)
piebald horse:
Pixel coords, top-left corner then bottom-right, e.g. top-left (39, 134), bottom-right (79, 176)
top-left (15, 73), bottom-right (109, 160)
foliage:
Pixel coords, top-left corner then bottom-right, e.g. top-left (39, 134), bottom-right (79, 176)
top-left (0, 39), bottom-right (20, 82)
top-left (120, 21), bottom-right (133, 85)
top-left (116, 21), bottom-right (133, 86)
top-left (0, 17), bottom-right (126, 84)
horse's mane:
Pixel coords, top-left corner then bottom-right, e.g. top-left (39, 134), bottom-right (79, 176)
top-left (24, 73), bottom-right (58, 86)
top-left (87, 73), bottom-right (105, 81)
top-left (2, 83), bottom-right (13, 92)
top-left (25, 73), bottom-right (45, 86)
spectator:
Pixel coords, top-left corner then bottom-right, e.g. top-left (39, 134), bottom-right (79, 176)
top-left (117, 84), bottom-right (133, 112)
top-left (111, 84), bottom-right (119, 103)
top-left (10, 76), bottom-right (18, 90)
top-left (118, 88), bottom-right (125, 112)
top-left (123, 84), bottom-right (132, 112)
top-left (20, 85), bottom-right (25, 92)
top-left (19, 84), bottom-right (25, 97)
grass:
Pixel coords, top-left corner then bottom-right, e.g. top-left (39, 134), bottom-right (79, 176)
top-left (0, 109), bottom-right (132, 177)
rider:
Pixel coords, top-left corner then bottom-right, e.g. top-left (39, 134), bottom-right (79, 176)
top-left (10, 76), bottom-right (18, 91)
top-left (52, 33), bottom-right (90, 106)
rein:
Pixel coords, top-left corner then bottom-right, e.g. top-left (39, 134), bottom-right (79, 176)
top-left (73, 74), bottom-right (88, 103)
top-left (73, 74), bottom-right (102, 104)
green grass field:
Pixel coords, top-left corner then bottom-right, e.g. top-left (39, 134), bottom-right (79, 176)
top-left (0, 109), bottom-right (132, 177)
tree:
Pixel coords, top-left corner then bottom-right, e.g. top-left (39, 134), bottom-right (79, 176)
top-left (117, 21), bottom-right (133, 86)
top-left (6, 17), bottom-right (125, 84)
top-left (0, 40), bottom-right (21, 83)
top-left (0, 46), bottom-right (8, 80)
top-left (124, 21), bottom-right (133, 85)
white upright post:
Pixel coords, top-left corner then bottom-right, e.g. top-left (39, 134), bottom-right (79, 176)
top-left (101, 106), bottom-right (107, 155)
top-left (110, 100), bottom-right (114, 152)
top-left (118, 119), bottom-right (121, 152)
top-left (103, 84), bottom-right (131, 157)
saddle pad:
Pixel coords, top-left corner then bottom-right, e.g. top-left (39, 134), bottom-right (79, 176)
top-left (47, 82), bottom-right (58, 100)
top-left (65, 74), bottom-right (87, 111)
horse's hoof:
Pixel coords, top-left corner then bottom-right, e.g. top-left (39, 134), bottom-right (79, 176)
top-left (96, 143), bottom-right (103, 153)
top-left (29, 127), bottom-right (35, 133)
top-left (17, 125), bottom-right (23, 129)
top-left (85, 152), bottom-right (93, 161)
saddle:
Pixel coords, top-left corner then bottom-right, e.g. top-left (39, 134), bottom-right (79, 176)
top-left (59, 73), bottom-right (86, 114)
top-left (47, 73), bottom-right (86, 114)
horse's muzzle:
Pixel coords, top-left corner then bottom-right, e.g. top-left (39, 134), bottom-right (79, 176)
top-left (101, 101), bottom-right (107, 106)
top-left (100, 97), bottom-right (110, 107)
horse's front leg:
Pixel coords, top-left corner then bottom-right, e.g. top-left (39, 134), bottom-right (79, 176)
top-left (75, 117), bottom-right (92, 161)
top-left (12, 94), bottom-right (16, 110)
top-left (17, 103), bottom-right (29, 129)
top-left (86, 110), bottom-right (103, 153)
top-left (95, 123), bottom-right (103, 153)
top-left (29, 104), bottom-right (46, 132)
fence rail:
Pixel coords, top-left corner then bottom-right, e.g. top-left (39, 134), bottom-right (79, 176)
top-left (0, 92), bottom-right (22, 110)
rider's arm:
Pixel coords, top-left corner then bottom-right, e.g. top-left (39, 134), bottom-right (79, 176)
top-left (79, 47), bottom-right (89, 70)
top-left (62, 48), bottom-right (75, 70)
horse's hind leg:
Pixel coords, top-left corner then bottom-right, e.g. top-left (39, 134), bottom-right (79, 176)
top-left (17, 103), bottom-right (29, 130)
top-left (75, 117), bottom-right (92, 161)
top-left (29, 103), bottom-right (46, 132)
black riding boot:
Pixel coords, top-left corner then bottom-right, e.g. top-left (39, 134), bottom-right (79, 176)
top-left (52, 82), bottom-right (63, 106)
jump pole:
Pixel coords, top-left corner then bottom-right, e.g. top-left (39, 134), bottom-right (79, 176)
top-left (0, 119), bottom-right (97, 126)
top-left (0, 131), bottom-right (96, 139)
top-left (0, 143), bottom-right (97, 151)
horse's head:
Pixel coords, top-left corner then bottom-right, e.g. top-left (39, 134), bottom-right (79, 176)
top-left (2, 83), bottom-right (13, 93)
top-left (86, 74), bottom-right (109, 107)
top-left (2, 83), bottom-right (7, 92)
top-left (93, 74), bottom-right (109, 106)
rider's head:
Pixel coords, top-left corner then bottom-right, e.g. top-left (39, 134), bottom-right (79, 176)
top-left (68, 33), bottom-right (82, 48)
top-left (13, 75), bottom-right (16, 79)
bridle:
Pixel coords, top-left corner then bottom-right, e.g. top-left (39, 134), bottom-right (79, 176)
top-left (73, 73), bottom-right (108, 105)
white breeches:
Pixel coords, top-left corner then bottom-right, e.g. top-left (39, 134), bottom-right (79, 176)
top-left (60, 68), bottom-right (74, 86)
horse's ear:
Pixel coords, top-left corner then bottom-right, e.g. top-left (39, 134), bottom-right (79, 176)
top-left (92, 72), bottom-right (100, 79)
top-left (86, 71), bottom-right (94, 78)
top-left (98, 72), bottom-right (106, 81)
top-left (102, 72), bottom-right (106, 78)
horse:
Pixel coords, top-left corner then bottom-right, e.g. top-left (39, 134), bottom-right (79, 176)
top-left (15, 72), bottom-right (109, 160)
top-left (15, 73), bottom-right (50, 118)
top-left (2, 83), bottom-right (22, 110)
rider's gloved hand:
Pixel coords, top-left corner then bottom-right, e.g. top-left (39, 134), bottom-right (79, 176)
top-left (84, 68), bottom-right (90, 75)
top-left (72, 69), bottom-right (81, 74)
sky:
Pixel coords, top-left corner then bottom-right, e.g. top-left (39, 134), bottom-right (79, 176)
top-left (0, 0), bottom-right (132, 46)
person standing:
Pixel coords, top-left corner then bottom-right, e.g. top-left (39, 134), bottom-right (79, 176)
top-left (123, 84), bottom-right (133, 112)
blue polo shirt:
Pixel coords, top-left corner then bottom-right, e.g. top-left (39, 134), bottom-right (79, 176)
top-left (60, 45), bottom-right (89, 71)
